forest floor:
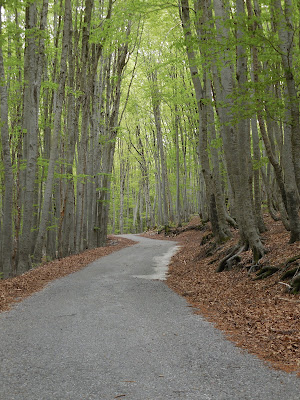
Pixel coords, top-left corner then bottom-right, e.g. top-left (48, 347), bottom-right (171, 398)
top-left (142, 215), bottom-right (300, 377)
top-left (1, 216), bottom-right (299, 378)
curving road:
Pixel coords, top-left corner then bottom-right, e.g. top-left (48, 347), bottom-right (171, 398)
top-left (0, 234), bottom-right (299, 400)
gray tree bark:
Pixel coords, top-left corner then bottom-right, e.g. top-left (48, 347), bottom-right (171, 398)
top-left (174, 104), bottom-right (182, 227)
top-left (179, 0), bottom-right (231, 242)
top-left (212, 0), bottom-right (265, 262)
top-left (272, 0), bottom-right (300, 194)
top-left (0, 21), bottom-right (14, 278)
top-left (251, 118), bottom-right (267, 233)
top-left (248, 0), bottom-right (300, 242)
top-left (18, 0), bottom-right (48, 273)
top-left (33, 0), bottom-right (71, 263)
top-left (150, 70), bottom-right (169, 228)
top-left (97, 30), bottom-right (130, 245)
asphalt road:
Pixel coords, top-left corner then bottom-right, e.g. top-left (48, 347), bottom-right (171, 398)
top-left (1, 234), bottom-right (300, 400)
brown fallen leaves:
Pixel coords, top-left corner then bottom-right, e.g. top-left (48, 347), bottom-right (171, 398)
top-left (144, 216), bottom-right (300, 376)
top-left (0, 236), bottom-right (135, 313)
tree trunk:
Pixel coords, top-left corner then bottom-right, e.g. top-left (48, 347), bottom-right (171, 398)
top-left (0, 32), bottom-right (14, 278)
top-left (248, 0), bottom-right (300, 242)
top-left (272, 0), bottom-right (300, 194)
top-left (135, 125), bottom-right (154, 228)
top-left (152, 84), bottom-right (169, 227)
top-left (174, 105), bottom-right (182, 227)
top-left (251, 118), bottom-right (267, 233)
top-left (212, 0), bottom-right (265, 262)
top-left (59, 29), bottom-right (77, 258)
top-left (179, 0), bottom-right (230, 242)
top-left (18, 0), bottom-right (48, 273)
top-left (33, 0), bottom-right (71, 263)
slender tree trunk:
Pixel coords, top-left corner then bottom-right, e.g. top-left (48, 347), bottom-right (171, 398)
top-left (59, 31), bottom-right (77, 258)
top-left (251, 118), bottom-right (267, 233)
top-left (119, 155), bottom-right (126, 234)
top-left (152, 88), bottom-right (169, 227)
top-left (207, 78), bottom-right (232, 238)
top-left (134, 126), bottom-right (154, 228)
top-left (180, 122), bottom-right (189, 221)
top-left (0, 29), bottom-right (14, 278)
top-left (75, 0), bottom-right (94, 253)
top-left (174, 105), bottom-right (182, 227)
top-left (18, 0), bottom-right (48, 273)
top-left (97, 32), bottom-right (130, 244)
top-left (153, 136), bottom-right (163, 225)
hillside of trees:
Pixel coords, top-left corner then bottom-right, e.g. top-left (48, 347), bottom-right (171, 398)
top-left (1, 0), bottom-right (300, 294)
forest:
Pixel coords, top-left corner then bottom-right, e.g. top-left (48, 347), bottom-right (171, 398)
top-left (1, 0), bottom-right (300, 291)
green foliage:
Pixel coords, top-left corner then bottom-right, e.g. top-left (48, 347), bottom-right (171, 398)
top-left (41, 81), bottom-right (59, 91)
top-left (210, 136), bottom-right (223, 150)
top-left (252, 157), bottom-right (269, 171)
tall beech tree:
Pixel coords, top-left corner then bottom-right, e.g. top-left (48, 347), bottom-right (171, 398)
top-left (17, 0), bottom-right (48, 274)
top-left (0, 8), bottom-right (13, 278)
top-left (33, 0), bottom-right (72, 264)
top-left (179, 0), bottom-right (232, 243)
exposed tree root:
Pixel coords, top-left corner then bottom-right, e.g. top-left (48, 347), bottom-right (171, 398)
top-left (280, 267), bottom-right (300, 280)
top-left (279, 256), bottom-right (300, 293)
top-left (291, 273), bottom-right (300, 293)
top-left (280, 254), bottom-right (300, 270)
top-left (247, 264), bottom-right (261, 274)
top-left (225, 214), bottom-right (238, 228)
top-left (200, 232), bottom-right (213, 245)
top-left (216, 244), bottom-right (247, 272)
top-left (204, 241), bottom-right (217, 257)
top-left (254, 266), bottom-right (279, 280)
top-left (252, 254), bottom-right (300, 293)
top-left (193, 239), bottom-right (225, 262)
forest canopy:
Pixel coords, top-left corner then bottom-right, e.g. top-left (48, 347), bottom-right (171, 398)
top-left (1, 0), bottom-right (300, 279)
